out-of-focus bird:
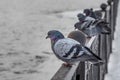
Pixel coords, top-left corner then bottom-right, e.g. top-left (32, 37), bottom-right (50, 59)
top-left (67, 30), bottom-right (86, 46)
top-left (83, 8), bottom-right (98, 19)
top-left (75, 13), bottom-right (111, 37)
top-left (46, 30), bottom-right (102, 66)
top-left (77, 13), bottom-right (86, 22)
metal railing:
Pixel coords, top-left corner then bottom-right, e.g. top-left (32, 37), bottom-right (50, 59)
top-left (51, 0), bottom-right (119, 80)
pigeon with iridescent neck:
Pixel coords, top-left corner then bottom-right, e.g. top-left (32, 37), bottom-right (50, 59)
top-left (46, 30), bottom-right (102, 66)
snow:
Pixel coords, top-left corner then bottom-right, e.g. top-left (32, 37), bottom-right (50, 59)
top-left (105, 2), bottom-right (120, 80)
top-left (0, 0), bottom-right (108, 80)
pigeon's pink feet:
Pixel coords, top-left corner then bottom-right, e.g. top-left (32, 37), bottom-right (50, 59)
top-left (62, 63), bottom-right (72, 67)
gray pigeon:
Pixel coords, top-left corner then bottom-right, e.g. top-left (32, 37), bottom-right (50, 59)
top-left (46, 30), bottom-right (102, 66)
top-left (83, 8), bottom-right (98, 19)
top-left (75, 16), bottom-right (111, 37)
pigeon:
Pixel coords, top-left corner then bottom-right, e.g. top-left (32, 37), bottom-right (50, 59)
top-left (94, 10), bottom-right (102, 19)
top-left (83, 8), bottom-right (98, 19)
top-left (77, 13), bottom-right (86, 22)
top-left (67, 30), bottom-right (86, 46)
top-left (75, 14), bottom-right (111, 37)
top-left (46, 30), bottom-right (102, 66)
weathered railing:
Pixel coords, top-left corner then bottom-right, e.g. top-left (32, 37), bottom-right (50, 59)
top-left (51, 37), bottom-right (97, 80)
top-left (51, 0), bottom-right (119, 80)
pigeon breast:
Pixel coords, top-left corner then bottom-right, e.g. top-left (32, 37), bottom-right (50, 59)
top-left (53, 38), bottom-right (84, 59)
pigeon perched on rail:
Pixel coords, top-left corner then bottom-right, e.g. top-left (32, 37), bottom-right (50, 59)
top-left (46, 30), bottom-right (102, 66)
top-left (75, 13), bottom-right (111, 37)
top-left (67, 30), bottom-right (86, 46)
top-left (83, 8), bottom-right (98, 19)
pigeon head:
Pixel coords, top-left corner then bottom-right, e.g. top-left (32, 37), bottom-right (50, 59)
top-left (74, 22), bottom-right (82, 30)
top-left (83, 9), bottom-right (91, 16)
top-left (77, 13), bottom-right (85, 22)
top-left (46, 30), bottom-right (64, 42)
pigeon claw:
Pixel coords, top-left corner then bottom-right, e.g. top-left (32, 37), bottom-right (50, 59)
top-left (62, 63), bottom-right (72, 67)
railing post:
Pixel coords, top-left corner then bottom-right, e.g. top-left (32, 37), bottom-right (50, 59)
top-left (107, 0), bottom-right (114, 39)
top-left (98, 3), bottom-right (109, 80)
top-left (84, 36), bottom-right (100, 80)
top-left (113, 0), bottom-right (119, 28)
top-left (76, 62), bottom-right (85, 80)
top-left (92, 36), bottom-right (100, 80)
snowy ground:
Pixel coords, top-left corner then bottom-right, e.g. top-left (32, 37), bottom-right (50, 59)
top-left (0, 0), bottom-right (107, 80)
top-left (105, 2), bottom-right (120, 80)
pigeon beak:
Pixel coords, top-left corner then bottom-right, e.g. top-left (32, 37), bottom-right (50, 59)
top-left (46, 35), bottom-right (49, 39)
top-left (74, 27), bottom-right (77, 30)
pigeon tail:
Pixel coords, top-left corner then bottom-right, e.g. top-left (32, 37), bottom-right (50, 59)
top-left (84, 46), bottom-right (102, 61)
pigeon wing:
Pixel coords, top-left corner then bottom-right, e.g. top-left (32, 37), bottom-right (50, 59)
top-left (82, 46), bottom-right (102, 61)
top-left (53, 38), bottom-right (84, 60)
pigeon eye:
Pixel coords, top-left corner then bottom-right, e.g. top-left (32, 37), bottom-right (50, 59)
top-left (57, 35), bottom-right (60, 38)
top-left (48, 33), bottom-right (51, 35)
